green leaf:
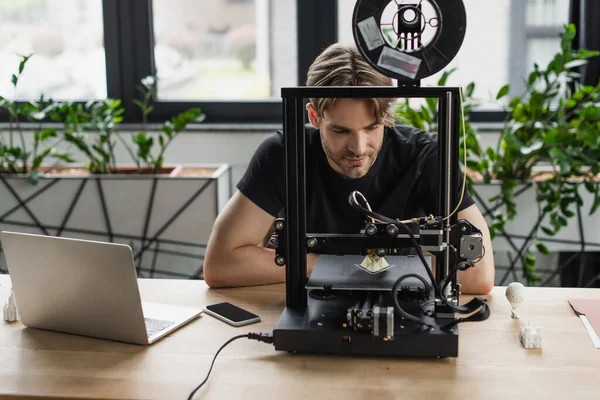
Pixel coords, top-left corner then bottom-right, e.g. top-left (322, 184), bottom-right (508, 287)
top-left (584, 179), bottom-right (596, 193)
top-left (92, 144), bottom-right (109, 160)
top-left (577, 48), bottom-right (600, 59)
top-left (520, 140), bottom-right (543, 155)
top-left (33, 148), bottom-right (53, 169)
top-left (485, 147), bottom-right (497, 161)
top-left (425, 97), bottom-right (437, 114)
top-left (438, 68), bottom-right (456, 86)
top-left (496, 84), bottom-right (509, 100)
top-left (542, 203), bottom-right (555, 213)
top-left (162, 123), bottom-right (173, 137)
top-left (503, 130), bottom-right (525, 149)
top-left (528, 70), bottom-right (540, 86)
top-left (420, 105), bottom-right (433, 124)
top-left (133, 99), bottom-right (145, 111)
top-left (559, 197), bottom-right (572, 212)
top-left (18, 54), bottom-right (32, 74)
top-left (535, 240), bottom-right (550, 255)
top-left (564, 59), bottom-right (588, 69)
top-left (39, 128), bottom-right (57, 142)
top-left (155, 155), bottom-right (164, 170)
top-left (11, 74), bottom-right (17, 87)
top-left (591, 194), bottom-right (600, 215)
top-left (133, 132), bottom-right (147, 145)
top-left (465, 82), bottom-right (475, 98)
top-left (541, 226), bottom-right (555, 236)
top-left (27, 170), bottom-right (42, 185)
top-left (508, 97), bottom-right (521, 109)
top-left (548, 147), bottom-right (565, 161)
top-left (565, 23), bottom-right (576, 44)
top-left (52, 153), bottom-right (75, 163)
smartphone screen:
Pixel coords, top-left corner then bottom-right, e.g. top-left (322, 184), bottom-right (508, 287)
top-left (204, 302), bottom-right (259, 323)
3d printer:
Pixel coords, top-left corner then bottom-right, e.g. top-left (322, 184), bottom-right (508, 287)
top-left (270, 0), bottom-right (490, 358)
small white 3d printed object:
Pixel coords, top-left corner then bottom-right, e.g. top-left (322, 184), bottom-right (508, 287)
top-left (520, 321), bottom-right (542, 349)
top-left (359, 254), bottom-right (390, 273)
top-left (505, 282), bottom-right (525, 318)
top-left (3, 289), bottom-right (18, 323)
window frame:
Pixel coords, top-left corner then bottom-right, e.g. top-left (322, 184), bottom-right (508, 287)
top-left (104, 0), bottom-right (338, 124)
top-left (1, 0), bottom-right (596, 126)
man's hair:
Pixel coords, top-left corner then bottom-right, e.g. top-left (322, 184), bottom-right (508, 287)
top-left (306, 43), bottom-right (396, 127)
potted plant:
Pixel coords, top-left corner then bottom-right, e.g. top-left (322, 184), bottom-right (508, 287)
top-left (0, 58), bottom-right (231, 279)
top-left (0, 54), bottom-right (75, 183)
top-left (395, 24), bottom-right (600, 286)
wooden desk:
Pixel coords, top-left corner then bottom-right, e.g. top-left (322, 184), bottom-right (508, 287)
top-left (0, 275), bottom-right (599, 400)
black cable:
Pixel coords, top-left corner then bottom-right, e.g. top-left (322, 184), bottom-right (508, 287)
top-left (440, 246), bottom-right (462, 296)
top-left (188, 333), bottom-right (274, 400)
top-left (349, 191), bottom-right (398, 224)
top-left (395, 221), bottom-right (440, 298)
top-left (438, 247), bottom-right (489, 320)
top-left (391, 273), bottom-right (432, 327)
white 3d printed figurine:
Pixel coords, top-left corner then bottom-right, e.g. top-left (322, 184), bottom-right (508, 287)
top-left (359, 254), bottom-right (390, 273)
top-left (520, 321), bottom-right (542, 349)
top-left (3, 289), bottom-right (18, 323)
top-left (505, 282), bottom-right (525, 319)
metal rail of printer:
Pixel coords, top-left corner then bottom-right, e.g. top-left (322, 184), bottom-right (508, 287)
top-left (302, 234), bottom-right (419, 254)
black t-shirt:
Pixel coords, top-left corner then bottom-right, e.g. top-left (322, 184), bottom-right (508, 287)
top-left (237, 123), bottom-right (474, 234)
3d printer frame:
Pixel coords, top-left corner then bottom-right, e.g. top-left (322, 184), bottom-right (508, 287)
top-left (282, 85), bottom-right (460, 303)
top-left (272, 85), bottom-right (469, 358)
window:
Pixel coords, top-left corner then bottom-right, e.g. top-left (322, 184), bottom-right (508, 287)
top-left (0, 0), bottom-right (587, 124)
top-left (0, 0), bottom-right (106, 101)
top-left (152, 0), bottom-right (297, 101)
top-left (524, 0), bottom-right (571, 71)
top-left (526, 0), bottom-right (570, 26)
top-left (338, 0), bottom-right (570, 111)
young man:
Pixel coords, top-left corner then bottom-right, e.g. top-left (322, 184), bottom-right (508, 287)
top-left (204, 43), bottom-right (495, 294)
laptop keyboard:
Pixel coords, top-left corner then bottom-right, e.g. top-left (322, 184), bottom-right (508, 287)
top-left (145, 318), bottom-right (175, 337)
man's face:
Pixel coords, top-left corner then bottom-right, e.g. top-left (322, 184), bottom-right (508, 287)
top-left (308, 98), bottom-right (385, 179)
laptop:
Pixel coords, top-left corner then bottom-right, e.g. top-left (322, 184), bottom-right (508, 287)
top-left (0, 231), bottom-right (203, 345)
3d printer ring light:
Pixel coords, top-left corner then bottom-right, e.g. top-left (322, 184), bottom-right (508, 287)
top-left (352, 0), bottom-right (466, 83)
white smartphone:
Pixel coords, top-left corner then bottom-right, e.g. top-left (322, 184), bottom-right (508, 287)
top-left (203, 302), bottom-right (261, 327)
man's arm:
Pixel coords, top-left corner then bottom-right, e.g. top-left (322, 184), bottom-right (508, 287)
top-left (203, 191), bottom-right (318, 288)
top-left (456, 204), bottom-right (495, 295)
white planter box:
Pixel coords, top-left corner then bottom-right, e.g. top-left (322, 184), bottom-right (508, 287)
top-left (0, 164), bottom-right (231, 279)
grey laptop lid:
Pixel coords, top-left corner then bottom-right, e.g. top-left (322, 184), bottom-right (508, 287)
top-left (0, 231), bottom-right (149, 344)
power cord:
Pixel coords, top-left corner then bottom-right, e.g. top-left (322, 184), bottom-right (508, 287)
top-left (187, 332), bottom-right (274, 400)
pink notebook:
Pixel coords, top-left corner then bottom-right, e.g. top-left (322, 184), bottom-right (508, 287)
top-left (569, 298), bottom-right (600, 348)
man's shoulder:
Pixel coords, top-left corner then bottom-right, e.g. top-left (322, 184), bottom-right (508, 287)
top-left (382, 122), bottom-right (438, 163)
